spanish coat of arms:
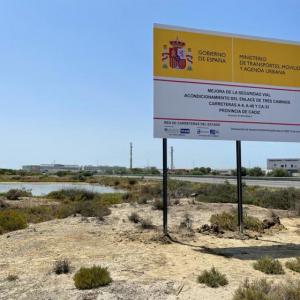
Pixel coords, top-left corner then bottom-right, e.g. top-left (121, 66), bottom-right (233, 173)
top-left (162, 38), bottom-right (193, 70)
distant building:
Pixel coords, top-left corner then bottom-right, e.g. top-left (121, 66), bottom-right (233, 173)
top-left (22, 165), bottom-right (42, 172)
top-left (22, 164), bottom-right (81, 173)
top-left (214, 169), bottom-right (232, 176)
top-left (82, 165), bottom-right (109, 173)
top-left (22, 164), bottom-right (129, 174)
top-left (267, 158), bottom-right (300, 172)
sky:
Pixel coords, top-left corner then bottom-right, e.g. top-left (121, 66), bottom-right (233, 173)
top-left (1, 0), bottom-right (300, 170)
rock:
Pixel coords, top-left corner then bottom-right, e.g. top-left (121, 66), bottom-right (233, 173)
top-left (199, 224), bottom-right (210, 232)
top-left (262, 213), bottom-right (281, 230)
top-left (211, 223), bottom-right (220, 233)
top-left (198, 223), bottom-right (224, 235)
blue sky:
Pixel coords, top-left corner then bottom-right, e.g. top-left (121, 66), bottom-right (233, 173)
top-left (1, 0), bottom-right (300, 169)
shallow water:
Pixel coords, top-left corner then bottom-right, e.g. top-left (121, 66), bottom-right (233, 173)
top-left (0, 182), bottom-right (120, 196)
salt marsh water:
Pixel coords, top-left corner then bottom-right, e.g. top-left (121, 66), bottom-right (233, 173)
top-left (0, 182), bottom-right (120, 196)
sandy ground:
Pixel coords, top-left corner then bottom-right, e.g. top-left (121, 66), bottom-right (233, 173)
top-left (0, 199), bottom-right (300, 300)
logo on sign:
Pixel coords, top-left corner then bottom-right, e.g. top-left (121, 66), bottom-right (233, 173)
top-left (210, 129), bottom-right (219, 136)
top-left (162, 38), bottom-right (193, 70)
top-left (196, 128), bottom-right (219, 137)
top-left (180, 128), bottom-right (190, 134)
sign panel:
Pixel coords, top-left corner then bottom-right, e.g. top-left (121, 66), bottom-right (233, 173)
top-left (153, 24), bottom-right (300, 142)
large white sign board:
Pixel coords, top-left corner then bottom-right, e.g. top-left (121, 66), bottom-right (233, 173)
top-left (153, 24), bottom-right (300, 142)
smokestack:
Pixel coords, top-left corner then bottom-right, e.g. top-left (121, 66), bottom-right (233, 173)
top-left (171, 146), bottom-right (174, 170)
top-left (130, 142), bottom-right (133, 169)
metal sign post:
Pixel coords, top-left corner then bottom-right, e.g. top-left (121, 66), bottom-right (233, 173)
top-left (236, 140), bottom-right (243, 233)
top-left (162, 138), bottom-right (168, 235)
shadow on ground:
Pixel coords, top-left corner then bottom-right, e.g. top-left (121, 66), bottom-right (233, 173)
top-left (166, 234), bottom-right (300, 260)
top-left (194, 244), bottom-right (300, 260)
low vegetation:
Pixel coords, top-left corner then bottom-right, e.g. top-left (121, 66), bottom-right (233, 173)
top-left (286, 257), bottom-right (300, 273)
top-left (0, 189), bottom-right (125, 235)
top-left (179, 213), bottom-right (193, 231)
top-left (73, 266), bottom-right (112, 290)
top-left (253, 256), bottom-right (284, 274)
top-left (6, 275), bottom-right (18, 282)
top-left (137, 196), bottom-right (148, 205)
top-left (197, 267), bottom-right (228, 288)
top-left (128, 212), bottom-right (141, 223)
top-left (233, 278), bottom-right (300, 300)
top-left (140, 217), bottom-right (153, 229)
top-left (47, 189), bottom-right (123, 220)
top-left (128, 212), bottom-right (153, 229)
top-left (53, 259), bottom-right (71, 275)
top-left (22, 205), bottom-right (58, 223)
top-left (3, 173), bottom-right (299, 211)
top-left (1, 173), bottom-right (300, 236)
top-left (267, 168), bottom-right (290, 177)
top-left (0, 210), bottom-right (27, 234)
top-left (5, 189), bottom-right (32, 200)
top-left (210, 210), bottom-right (263, 232)
top-left (138, 179), bottom-right (300, 212)
top-left (152, 198), bottom-right (163, 210)
top-left (47, 189), bottom-right (97, 202)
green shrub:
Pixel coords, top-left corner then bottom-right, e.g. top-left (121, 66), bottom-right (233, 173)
top-left (152, 198), bottom-right (163, 210)
top-left (47, 189), bottom-right (97, 202)
top-left (73, 266), bottom-right (112, 290)
top-left (243, 214), bottom-right (264, 232)
top-left (56, 204), bottom-right (77, 219)
top-left (233, 278), bottom-right (272, 300)
top-left (196, 182), bottom-right (236, 203)
top-left (272, 281), bottom-right (300, 300)
top-left (210, 211), bottom-right (263, 232)
top-left (54, 259), bottom-right (71, 275)
top-left (121, 192), bottom-right (138, 203)
top-left (140, 184), bottom-right (161, 197)
top-left (128, 179), bottom-right (137, 185)
top-left (253, 188), bottom-right (299, 210)
top-left (140, 217), bottom-right (154, 229)
top-left (210, 211), bottom-right (236, 231)
top-left (286, 257), bottom-right (300, 273)
top-left (56, 171), bottom-right (71, 177)
top-left (128, 212), bottom-right (141, 223)
top-left (23, 206), bottom-right (57, 223)
top-left (55, 200), bottom-right (111, 220)
top-left (137, 196), bottom-right (148, 205)
top-left (168, 180), bottom-right (197, 198)
top-left (6, 189), bottom-right (32, 200)
top-left (99, 193), bottom-right (122, 205)
top-left (0, 210), bottom-right (27, 233)
top-left (179, 213), bottom-right (193, 231)
top-left (268, 168), bottom-right (290, 177)
top-left (47, 189), bottom-right (113, 220)
top-left (253, 256), bottom-right (284, 274)
top-left (197, 267), bottom-right (228, 288)
top-left (73, 201), bottom-right (111, 220)
top-left (248, 167), bottom-right (265, 177)
top-left (233, 278), bottom-right (300, 300)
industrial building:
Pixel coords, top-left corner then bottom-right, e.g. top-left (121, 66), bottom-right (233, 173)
top-left (22, 164), bottom-right (126, 174)
top-left (267, 158), bottom-right (300, 172)
top-left (22, 164), bottom-right (81, 173)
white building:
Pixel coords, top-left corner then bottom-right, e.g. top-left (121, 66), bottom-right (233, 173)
top-left (267, 159), bottom-right (300, 172)
top-left (23, 164), bottom-right (81, 173)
